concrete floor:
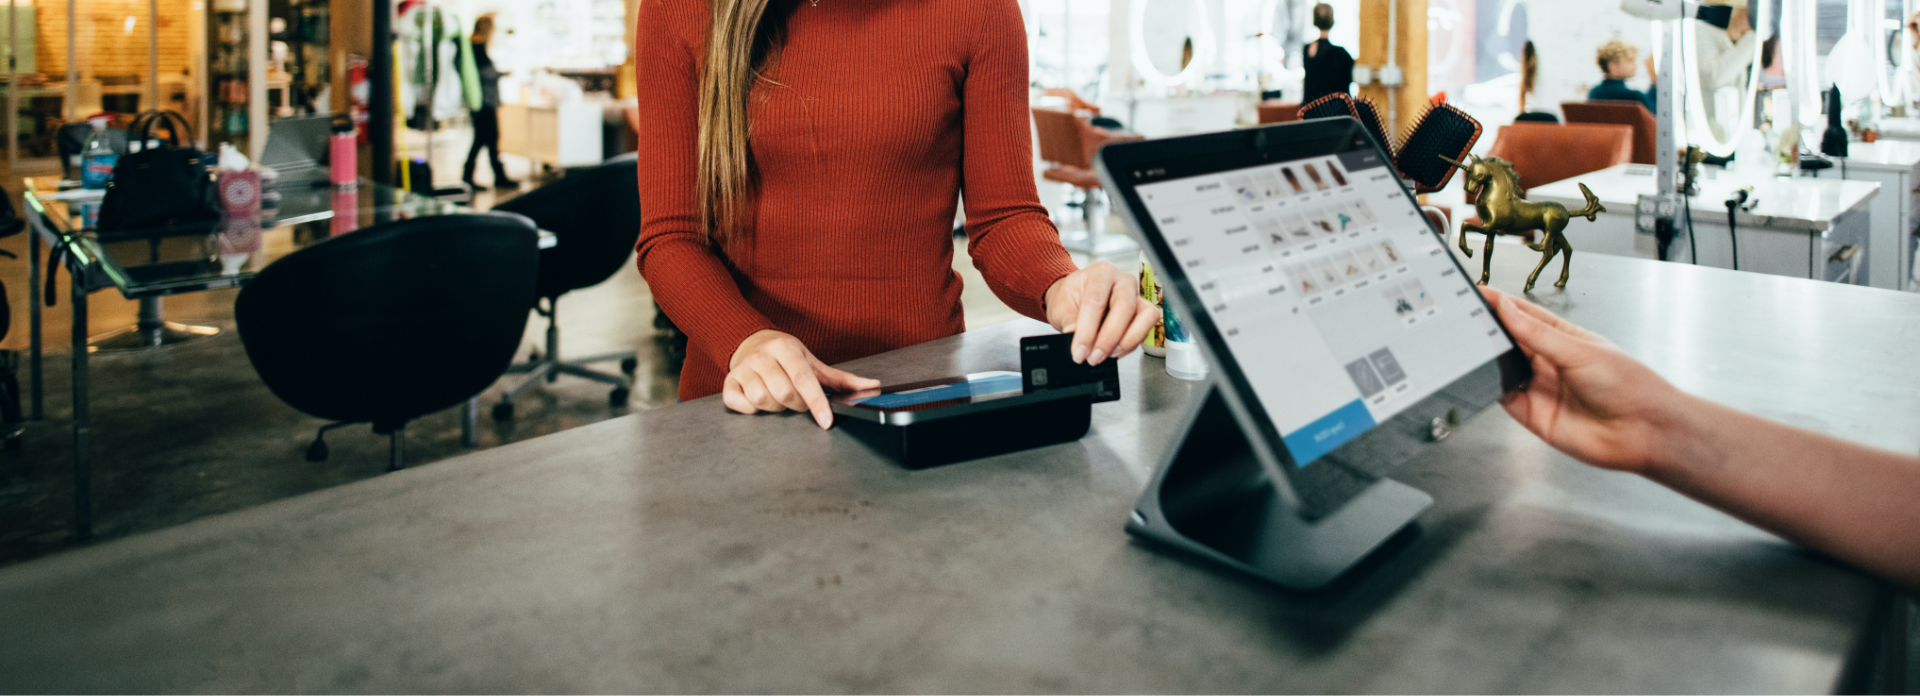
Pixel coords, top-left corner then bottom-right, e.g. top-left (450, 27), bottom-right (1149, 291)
top-left (0, 131), bottom-right (1049, 570)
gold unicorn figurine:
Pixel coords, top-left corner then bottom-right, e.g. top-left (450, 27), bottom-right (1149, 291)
top-left (1440, 154), bottom-right (1605, 292)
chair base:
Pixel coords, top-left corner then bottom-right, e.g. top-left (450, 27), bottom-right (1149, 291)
top-left (494, 296), bottom-right (637, 420)
top-left (87, 297), bottom-right (219, 353)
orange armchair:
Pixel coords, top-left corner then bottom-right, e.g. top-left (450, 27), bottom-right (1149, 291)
top-left (1032, 106), bottom-right (1142, 190)
top-left (1484, 122), bottom-right (1634, 195)
top-left (1562, 101), bottom-right (1657, 165)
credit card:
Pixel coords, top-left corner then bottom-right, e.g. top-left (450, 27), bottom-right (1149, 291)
top-left (1020, 333), bottom-right (1120, 403)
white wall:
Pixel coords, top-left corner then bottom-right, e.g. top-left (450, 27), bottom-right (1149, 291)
top-left (1522, 0), bottom-right (1659, 117)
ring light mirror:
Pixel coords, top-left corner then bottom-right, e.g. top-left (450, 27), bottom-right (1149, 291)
top-left (1132, 0), bottom-right (1216, 87)
top-left (1681, 0), bottom-right (1770, 157)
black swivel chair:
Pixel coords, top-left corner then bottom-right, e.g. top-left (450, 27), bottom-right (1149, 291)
top-left (488, 154), bottom-right (643, 419)
top-left (235, 214), bottom-right (540, 470)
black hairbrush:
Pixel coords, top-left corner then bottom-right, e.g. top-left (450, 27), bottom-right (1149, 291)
top-left (1396, 102), bottom-right (1482, 193)
top-left (1351, 98), bottom-right (1395, 160)
top-left (1298, 93), bottom-right (1359, 122)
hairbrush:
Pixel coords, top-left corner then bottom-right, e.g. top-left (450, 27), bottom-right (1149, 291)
top-left (1395, 102), bottom-right (1483, 193)
top-left (1351, 98), bottom-right (1395, 160)
top-left (1298, 93), bottom-right (1360, 122)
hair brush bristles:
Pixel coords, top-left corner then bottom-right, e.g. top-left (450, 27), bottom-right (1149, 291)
top-left (1352, 98), bottom-right (1395, 160)
top-left (1298, 93), bottom-right (1359, 122)
top-left (1395, 103), bottom-right (1482, 193)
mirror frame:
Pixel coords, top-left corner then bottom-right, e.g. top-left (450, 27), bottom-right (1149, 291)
top-left (1131, 0), bottom-right (1217, 87)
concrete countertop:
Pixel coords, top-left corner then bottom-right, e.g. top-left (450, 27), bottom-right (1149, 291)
top-left (0, 251), bottom-right (1914, 693)
top-left (1529, 163), bottom-right (1879, 232)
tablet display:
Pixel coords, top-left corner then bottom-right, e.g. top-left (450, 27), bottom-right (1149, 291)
top-left (1133, 146), bottom-right (1513, 467)
top-left (1099, 119), bottom-right (1529, 517)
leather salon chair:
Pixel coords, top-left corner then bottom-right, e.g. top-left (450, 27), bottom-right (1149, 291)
top-left (489, 154), bottom-right (644, 419)
top-left (1032, 106), bottom-right (1143, 243)
top-left (1258, 100), bottom-right (1303, 124)
top-left (1484, 122), bottom-right (1634, 194)
top-left (235, 214), bottom-right (540, 471)
top-left (1456, 122), bottom-right (1633, 241)
top-left (1563, 101), bottom-right (1658, 165)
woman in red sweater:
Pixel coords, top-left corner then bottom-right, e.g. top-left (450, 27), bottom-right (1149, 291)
top-left (634, 0), bottom-right (1158, 428)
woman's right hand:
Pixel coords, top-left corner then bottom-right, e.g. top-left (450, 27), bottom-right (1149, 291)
top-left (1481, 287), bottom-right (1683, 474)
top-left (725, 330), bottom-right (881, 430)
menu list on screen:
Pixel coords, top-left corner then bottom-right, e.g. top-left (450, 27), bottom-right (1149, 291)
top-left (1135, 149), bottom-right (1514, 466)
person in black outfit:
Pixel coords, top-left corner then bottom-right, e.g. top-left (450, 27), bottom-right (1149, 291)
top-left (1300, 3), bottom-right (1354, 105)
top-left (465, 14), bottom-right (518, 191)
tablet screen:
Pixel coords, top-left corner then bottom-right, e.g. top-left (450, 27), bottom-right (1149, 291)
top-left (1131, 145), bottom-right (1514, 468)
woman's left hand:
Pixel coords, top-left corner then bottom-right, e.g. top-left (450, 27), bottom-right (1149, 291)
top-left (1044, 260), bottom-right (1162, 366)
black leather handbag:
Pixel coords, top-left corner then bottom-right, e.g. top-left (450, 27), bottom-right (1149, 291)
top-left (96, 110), bottom-right (219, 238)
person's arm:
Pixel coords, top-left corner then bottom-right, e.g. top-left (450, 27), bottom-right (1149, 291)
top-left (960, 0), bottom-right (1158, 365)
top-left (1699, 27), bottom-right (1758, 92)
top-left (632, 1), bottom-right (874, 427)
top-left (1484, 287), bottom-right (1920, 591)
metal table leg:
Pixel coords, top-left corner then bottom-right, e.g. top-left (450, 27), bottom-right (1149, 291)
top-left (462, 397), bottom-right (478, 448)
top-left (27, 205), bottom-right (41, 420)
top-left (70, 256), bottom-right (90, 540)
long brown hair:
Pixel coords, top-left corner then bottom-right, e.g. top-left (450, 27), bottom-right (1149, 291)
top-left (697, 0), bottom-right (795, 243)
top-left (1519, 40), bottom-right (1537, 113)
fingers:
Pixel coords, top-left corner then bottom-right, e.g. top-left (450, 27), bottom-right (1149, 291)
top-left (722, 374), bottom-right (756, 415)
top-left (1116, 301), bottom-right (1162, 359)
top-left (1087, 279), bottom-right (1137, 365)
top-left (1071, 271), bottom-right (1105, 363)
top-left (817, 363), bottom-right (882, 393)
top-left (1483, 287), bottom-right (1607, 346)
top-left (776, 354), bottom-right (834, 430)
top-left (1491, 291), bottom-right (1596, 367)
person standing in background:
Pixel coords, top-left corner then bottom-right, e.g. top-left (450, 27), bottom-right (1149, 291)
top-left (1588, 39), bottom-right (1658, 113)
top-left (1300, 3), bottom-right (1354, 105)
top-left (1519, 40), bottom-right (1539, 114)
top-left (464, 14), bottom-right (519, 191)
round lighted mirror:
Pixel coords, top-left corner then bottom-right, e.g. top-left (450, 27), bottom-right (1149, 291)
top-left (1682, 0), bottom-right (1771, 156)
top-left (1132, 0), bottom-right (1216, 86)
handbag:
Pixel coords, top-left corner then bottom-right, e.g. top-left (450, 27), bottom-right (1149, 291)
top-left (96, 110), bottom-right (220, 238)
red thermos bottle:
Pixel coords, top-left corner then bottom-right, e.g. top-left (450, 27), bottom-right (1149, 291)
top-left (330, 114), bottom-right (357, 187)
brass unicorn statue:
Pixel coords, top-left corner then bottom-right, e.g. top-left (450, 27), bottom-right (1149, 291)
top-left (1440, 154), bottom-right (1605, 292)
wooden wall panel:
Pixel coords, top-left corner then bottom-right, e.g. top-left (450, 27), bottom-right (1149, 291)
top-left (37, 0), bottom-right (194, 78)
top-left (1354, 0), bottom-right (1428, 140)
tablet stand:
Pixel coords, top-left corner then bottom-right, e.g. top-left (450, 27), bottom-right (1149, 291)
top-left (1126, 385), bottom-right (1433, 591)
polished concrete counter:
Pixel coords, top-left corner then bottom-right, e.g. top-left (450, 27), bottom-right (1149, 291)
top-left (1, 251), bottom-right (1916, 692)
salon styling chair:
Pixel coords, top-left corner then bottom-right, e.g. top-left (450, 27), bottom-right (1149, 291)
top-left (1032, 106), bottom-right (1143, 255)
top-left (488, 154), bottom-right (644, 420)
top-left (235, 214), bottom-right (539, 471)
top-left (1563, 101), bottom-right (1658, 165)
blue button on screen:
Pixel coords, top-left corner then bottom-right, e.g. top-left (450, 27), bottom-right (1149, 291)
top-left (1282, 399), bottom-right (1376, 467)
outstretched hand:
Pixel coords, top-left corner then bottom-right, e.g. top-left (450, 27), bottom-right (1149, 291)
top-left (1044, 261), bottom-right (1162, 367)
top-left (1483, 287), bottom-right (1679, 474)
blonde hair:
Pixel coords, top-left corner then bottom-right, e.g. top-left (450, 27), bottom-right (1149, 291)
top-left (697, 0), bottom-right (794, 243)
top-left (1596, 39), bottom-right (1638, 74)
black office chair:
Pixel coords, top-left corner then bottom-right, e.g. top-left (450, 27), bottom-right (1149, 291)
top-left (56, 122), bottom-right (129, 180)
top-left (235, 214), bottom-right (540, 470)
top-left (488, 154), bottom-right (643, 420)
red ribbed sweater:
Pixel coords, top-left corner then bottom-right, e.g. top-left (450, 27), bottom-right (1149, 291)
top-left (634, 0), bottom-right (1079, 402)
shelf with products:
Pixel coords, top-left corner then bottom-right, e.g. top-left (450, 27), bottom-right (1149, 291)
top-left (207, 0), bottom-right (329, 154)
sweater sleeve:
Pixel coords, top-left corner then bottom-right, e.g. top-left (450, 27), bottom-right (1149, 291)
top-left (960, 0), bottom-right (1080, 323)
top-left (633, 0), bottom-right (776, 366)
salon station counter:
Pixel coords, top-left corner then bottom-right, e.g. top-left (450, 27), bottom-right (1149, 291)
top-left (1530, 163), bottom-right (1879, 284)
top-left (1798, 139), bottom-right (1920, 291)
top-left (2, 252), bottom-right (1917, 692)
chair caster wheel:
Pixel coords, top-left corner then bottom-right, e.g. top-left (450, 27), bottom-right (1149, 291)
top-left (492, 402), bottom-right (515, 421)
top-left (620, 357), bottom-right (638, 376)
top-left (609, 387), bottom-right (630, 406)
top-left (526, 350), bottom-right (542, 365)
top-left (305, 439), bottom-right (329, 462)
